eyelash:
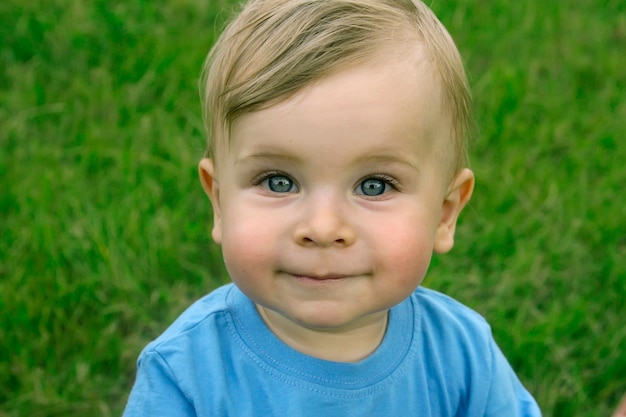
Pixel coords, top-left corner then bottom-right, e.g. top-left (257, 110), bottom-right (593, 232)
top-left (252, 170), bottom-right (285, 185)
top-left (361, 174), bottom-right (399, 189)
top-left (252, 171), bottom-right (298, 191)
top-left (356, 174), bottom-right (400, 196)
top-left (251, 171), bottom-right (400, 194)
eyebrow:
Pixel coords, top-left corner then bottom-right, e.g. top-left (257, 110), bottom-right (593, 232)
top-left (352, 153), bottom-right (421, 173)
top-left (234, 150), bottom-right (421, 172)
top-left (234, 152), bottom-right (302, 166)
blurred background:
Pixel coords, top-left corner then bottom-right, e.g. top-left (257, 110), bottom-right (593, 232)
top-left (1, 0), bottom-right (624, 415)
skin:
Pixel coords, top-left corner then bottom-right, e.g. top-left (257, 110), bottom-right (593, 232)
top-left (199, 52), bottom-right (474, 362)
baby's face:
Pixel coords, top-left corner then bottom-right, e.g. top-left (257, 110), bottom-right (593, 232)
top-left (200, 54), bottom-right (471, 340)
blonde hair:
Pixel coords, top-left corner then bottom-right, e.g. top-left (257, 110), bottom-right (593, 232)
top-left (201, 0), bottom-right (474, 174)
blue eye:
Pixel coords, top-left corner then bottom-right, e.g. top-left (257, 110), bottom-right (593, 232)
top-left (264, 174), bottom-right (297, 193)
top-left (359, 178), bottom-right (386, 196)
top-left (356, 175), bottom-right (398, 197)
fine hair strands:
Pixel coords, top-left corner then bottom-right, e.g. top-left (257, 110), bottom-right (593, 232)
top-left (200, 0), bottom-right (475, 175)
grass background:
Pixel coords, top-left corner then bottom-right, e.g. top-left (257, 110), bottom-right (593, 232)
top-left (1, 0), bottom-right (624, 415)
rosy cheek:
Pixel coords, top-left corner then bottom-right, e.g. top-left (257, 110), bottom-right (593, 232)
top-left (383, 220), bottom-right (433, 252)
top-left (379, 226), bottom-right (434, 277)
top-left (222, 218), bottom-right (274, 263)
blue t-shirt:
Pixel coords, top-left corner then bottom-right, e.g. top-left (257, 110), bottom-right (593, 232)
top-left (124, 284), bottom-right (541, 416)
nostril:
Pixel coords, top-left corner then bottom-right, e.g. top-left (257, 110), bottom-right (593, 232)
top-left (298, 236), bottom-right (348, 246)
top-left (293, 216), bottom-right (356, 247)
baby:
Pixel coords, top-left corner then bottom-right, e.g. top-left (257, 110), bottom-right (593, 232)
top-left (124, 0), bottom-right (542, 415)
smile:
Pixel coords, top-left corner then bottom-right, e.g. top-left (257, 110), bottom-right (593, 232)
top-left (282, 270), bottom-right (364, 283)
top-left (293, 274), bottom-right (347, 281)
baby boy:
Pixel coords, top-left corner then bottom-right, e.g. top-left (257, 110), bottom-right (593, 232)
top-left (124, 0), bottom-right (542, 415)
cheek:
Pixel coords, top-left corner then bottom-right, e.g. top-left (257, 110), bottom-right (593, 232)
top-left (219, 210), bottom-right (280, 274)
top-left (371, 212), bottom-right (438, 282)
top-left (386, 232), bottom-right (434, 273)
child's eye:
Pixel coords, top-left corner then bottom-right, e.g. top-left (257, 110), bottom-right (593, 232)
top-left (355, 175), bottom-right (397, 197)
top-left (257, 173), bottom-right (299, 193)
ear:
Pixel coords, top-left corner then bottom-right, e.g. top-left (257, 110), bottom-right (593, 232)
top-left (434, 168), bottom-right (474, 254)
top-left (198, 158), bottom-right (222, 244)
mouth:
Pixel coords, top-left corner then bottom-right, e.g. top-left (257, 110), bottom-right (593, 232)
top-left (282, 269), bottom-right (361, 283)
top-left (292, 273), bottom-right (347, 281)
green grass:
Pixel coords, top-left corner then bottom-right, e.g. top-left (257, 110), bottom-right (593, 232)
top-left (1, 0), bottom-right (624, 416)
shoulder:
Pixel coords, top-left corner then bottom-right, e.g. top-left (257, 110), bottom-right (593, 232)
top-left (139, 283), bottom-right (236, 360)
top-left (126, 284), bottom-right (242, 413)
top-left (410, 287), bottom-right (542, 416)
top-left (409, 286), bottom-right (495, 381)
top-left (412, 286), bottom-right (491, 336)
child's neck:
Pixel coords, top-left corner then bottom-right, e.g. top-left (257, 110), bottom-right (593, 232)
top-left (256, 305), bottom-right (389, 363)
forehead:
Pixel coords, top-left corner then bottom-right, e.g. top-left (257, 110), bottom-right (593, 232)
top-left (225, 54), bottom-right (451, 170)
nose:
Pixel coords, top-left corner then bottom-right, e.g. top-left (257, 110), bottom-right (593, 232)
top-left (293, 193), bottom-right (356, 248)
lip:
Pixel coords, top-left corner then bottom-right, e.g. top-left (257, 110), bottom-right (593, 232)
top-left (282, 270), bottom-right (355, 282)
top-left (292, 273), bottom-right (347, 281)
